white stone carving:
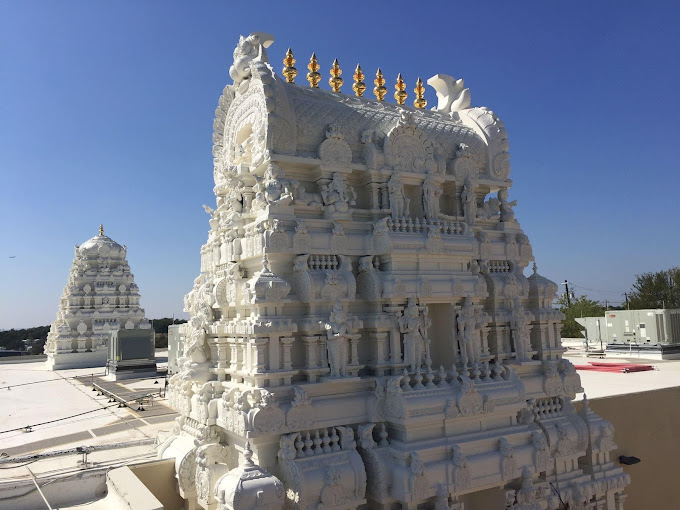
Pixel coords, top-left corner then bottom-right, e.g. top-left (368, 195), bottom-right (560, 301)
top-left (427, 74), bottom-right (471, 114)
top-left (45, 228), bottom-right (149, 370)
top-left (320, 171), bottom-right (356, 218)
top-left (161, 31), bottom-right (630, 510)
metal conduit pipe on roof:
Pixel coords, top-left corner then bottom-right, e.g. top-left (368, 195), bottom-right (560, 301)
top-left (0, 438), bottom-right (155, 465)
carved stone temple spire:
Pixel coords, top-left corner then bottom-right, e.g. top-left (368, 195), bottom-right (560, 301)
top-left (159, 31), bottom-right (630, 510)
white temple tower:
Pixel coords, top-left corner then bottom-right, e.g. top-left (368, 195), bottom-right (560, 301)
top-left (45, 225), bottom-right (151, 370)
top-left (159, 34), bottom-right (630, 510)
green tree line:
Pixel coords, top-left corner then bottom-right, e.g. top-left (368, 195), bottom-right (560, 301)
top-left (558, 267), bottom-right (680, 338)
top-left (0, 318), bottom-right (187, 353)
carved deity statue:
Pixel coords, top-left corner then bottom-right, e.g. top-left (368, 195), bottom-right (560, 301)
top-left (251, 163), bottom-right (293, 211)
top-left (229, 32), bottom-right (274, 90)
top-left (325, 302), bottom-right (351, 377)
top-left (498, 188), bottom-right (517, 222)
top-left (399, 298), bottom-right (427, 372)
top-left (511, 298), bottom-right (531, 361)
top-left (321, 172), bottom-right (356, 215)
top-left (387, 172), bottom-right (409, 219)
top-left (422, 173), bottom-right (443, 220)
top-left (456, 297), bottom-right (478, 368)
top-left (461, 178), bottom-right (477, 225)
top-left (477, 194), bottom-right (500, 220)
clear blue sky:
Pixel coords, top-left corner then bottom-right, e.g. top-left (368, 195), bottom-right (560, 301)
top-left (1, 1), bottom-right (679, 329)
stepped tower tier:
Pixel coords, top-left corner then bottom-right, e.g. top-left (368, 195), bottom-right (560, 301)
top-left (161, 33), bottom-right (630, 510)
top-left (45, 225), bottom-right (151, 370)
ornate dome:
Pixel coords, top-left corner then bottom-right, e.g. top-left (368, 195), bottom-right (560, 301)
top-left (528, 263), bottom-right (558, 299)
top-left (214, 443), bottom-right (284, 510)
top-left (77, 225), bottom-right (125, 257)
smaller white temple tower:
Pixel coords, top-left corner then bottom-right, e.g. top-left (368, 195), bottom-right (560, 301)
top-left (45, 225), bottom-right (152, 370)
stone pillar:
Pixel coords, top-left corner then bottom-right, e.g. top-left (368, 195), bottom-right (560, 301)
top-left (280, 337), bottom-right (294, 370)
top-left (215, 338), bottom-right (229, 371)
top-left (389, 327), bottom-right (402, 365)
top-left (303, 336), bottom-right (319, 369)
top-left (243, 191), bottom-right (254, 211)
top-left (450, 304), bottom-right (460, 365)
top-left (380, 184), bottom-right (389, 210)
top-left (349, 335), bottom-right (360, 366)
top-left (252, 338), bottom-right (268, 372)
top-left (228, 339), bottom-right (238, 371)
top-left (481, 326), bottom-right (490, 357)
top-left (318, 336), bottom-right (328, 369)
top-left (370, 331), bottom-right (388, 364)
top-left (369, 183), bottom-right (381, 210)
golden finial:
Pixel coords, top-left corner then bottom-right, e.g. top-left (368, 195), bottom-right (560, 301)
top-left (307, 53), bottom-right (321, 88)
top-left (373, 68), bottom-right (387, 101)
top-left (394, 73), bottom-right (407, 105)
top-left (282, 47), bottom-right (297, 83)
top-left (413, 77), bottom-right (427, 109)
top-left (352, 64), bottom-right (366, 97)
top-left (99, 224), bottom-right (104, 236)
top-left (329, 58), bottom-right (343, 92)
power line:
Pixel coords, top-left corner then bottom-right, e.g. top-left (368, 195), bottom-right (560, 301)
top-left (568, 282), bottom-right (627, 295)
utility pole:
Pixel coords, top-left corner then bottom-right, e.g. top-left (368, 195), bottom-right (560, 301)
top-left (624, 293), bottom-right (629, 310)
top-left (562, 280), bottom-right (571, 306)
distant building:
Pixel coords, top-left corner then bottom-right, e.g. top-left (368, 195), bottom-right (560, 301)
top-left (576, 308), bottom-right (680, 359)
top-left (45, 225), bottom-right (152, 370)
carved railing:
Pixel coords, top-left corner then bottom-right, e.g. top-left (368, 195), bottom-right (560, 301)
top-left (530, 397), bottom-right (564, 420)
top-left (308, 254), bottom-right (340, 271)
top-left (487, 260), bottom-right (511, 273)
top-left (399, 361), bottom-right (512, 392)
top-left (387, 217), bottom-right (467, 235)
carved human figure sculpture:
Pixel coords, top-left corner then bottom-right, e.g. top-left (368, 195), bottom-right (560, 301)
top-left (498, 188), bottom-right (517, 223)
top-left (325, 302), bottom-right (350, 377)
top-left (461, 178), bottom-right (477, 225)
top-left (511, 297), bottom-right (531, 362)
top-left (456, 297), bottom-right (479, 368)
top-left (387, 172), bottom-right (409, 219)
top-left (422, 173), bottom-right (442, 220)
top-left (399, 298), bottom-right (426, 372)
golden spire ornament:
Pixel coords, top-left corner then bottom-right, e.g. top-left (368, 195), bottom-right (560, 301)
top-left (352, 64), bottom-right (366, 97)
top-left (307, 53), bottom-right (321, 88)
top-left (413, 77), bottom-right (427, 109)
top-left (394, 73), bottom-right (407, 105)
top-left (99, 224), bottom-right (104, 236)
top-left (373, 68), bottom-right (387, 101)
top-left (282, 47), bottom-right (297, 83)
top-left (329, 58), bottom-right (343, 92)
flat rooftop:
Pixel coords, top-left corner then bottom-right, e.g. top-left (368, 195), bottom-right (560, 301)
top-left (2, 348), bottom-right (680, 508)
top-left (0, 352), bottom-right (177, 508)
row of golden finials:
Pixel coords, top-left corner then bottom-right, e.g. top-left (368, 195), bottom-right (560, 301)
top-left (282, 48), bottom-right (427, 108)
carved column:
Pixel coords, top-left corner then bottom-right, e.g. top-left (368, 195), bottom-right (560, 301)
top-left (481, 326), bottom-right (491, 357)
top-left (237, 338), bottom-right (247, 372)
top-left (349, 334), bottom-right (360, 366)
top-left (243, 190), bottom-right (254, 211)
top-left (252, 338), bottom-right (268, 372)
top-left (450, 304), bottom-right (460, 365)
top-left (380, 184), bottom-right (389, 210)
top-left (370, 331), bottom-right (388, 365)
top-left (303, 336), bottom-right (319, 369)
top-left (317, 336), bottom-right (328, 369)
top-left (228, 339), bottom-right (238, 371)
top-left (389, 325), bottom-right (402, 367)
top-left (280, 337), bottom-right (295, 370)
top-left (369, 183), bottom-right (381, 210)
top-left (215, 338), bottom-right (229, 381)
